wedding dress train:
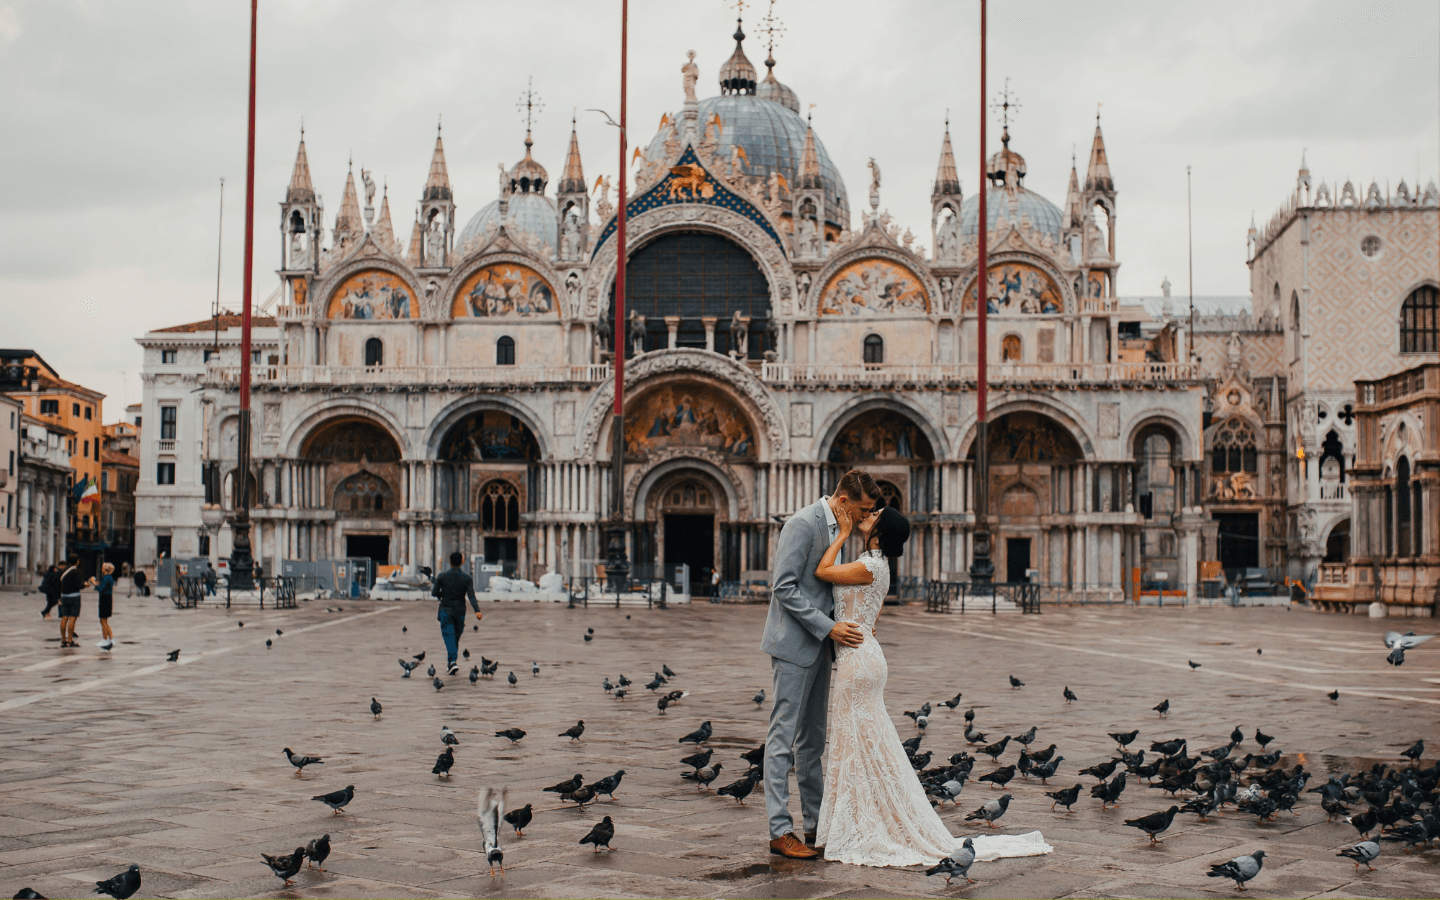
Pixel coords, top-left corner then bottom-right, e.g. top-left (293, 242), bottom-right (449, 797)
top-left (814, 550), bottom-right (1053, 867)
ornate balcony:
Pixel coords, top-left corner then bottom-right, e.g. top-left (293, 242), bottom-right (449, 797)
top-left (203, 364), bottom-right (612, 390)
top-left (760, 360), bottom-right (1201, 387)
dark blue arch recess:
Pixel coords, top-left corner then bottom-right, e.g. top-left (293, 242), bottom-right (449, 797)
top-left (591, 147), bottom-right (785, 258)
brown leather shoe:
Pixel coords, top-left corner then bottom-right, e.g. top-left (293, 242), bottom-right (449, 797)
top-left (769, 832), bottom-right (819, 859)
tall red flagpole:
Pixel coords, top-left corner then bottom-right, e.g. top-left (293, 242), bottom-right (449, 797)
top-left (229, 0), bottom-right (259, 590)
top-left (969, 0), bottom-right (994, 585)
top-left (604, 0), bottom-right (631, 592)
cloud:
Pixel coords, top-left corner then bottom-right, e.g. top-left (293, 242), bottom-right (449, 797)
top-left (0, 6), bottom-right (19, 45)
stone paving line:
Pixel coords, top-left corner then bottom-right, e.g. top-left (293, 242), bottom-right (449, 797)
top-left (1, 589), bottom-right (1437, 899)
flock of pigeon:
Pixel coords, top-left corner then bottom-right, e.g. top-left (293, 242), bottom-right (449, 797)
top-left (15, 621), bottom-right (1434, 899)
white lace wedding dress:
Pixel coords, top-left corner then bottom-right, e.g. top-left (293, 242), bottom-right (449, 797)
top-left (815, 551), bottom-right (1052, 868)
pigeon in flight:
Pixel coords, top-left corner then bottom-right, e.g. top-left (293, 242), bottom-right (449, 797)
top-left (559, 720), bottom-right (586, 742)
top-left (1206, 850), bottom-right (1265, 890)
top-left (681, 762), bottom-right (723, 790)
top-left (1124, 805), bottom-right (1179, 843)
top-left (433, 676), bottom-right (444, 691)
top-left (964, 793), bottom-right (1012, 828)
top-left (588, 770), bottom-right (626, 800)
top-left (544, 774), bottom-right (584, 794)
top-left (1337, 840), bottom-right (1380, 872)
top-left (681, 748), bottom-right (714, 770)
top-left (679, 721), bottom-right (713, 744)
top-left (166, 650), bottom-right (180, 662)
top-left (1045, 784), bottom-right (1082, 811)
top-left (1063, 686), bottom-right (1078, 703)
top-left (1009, 675), bottom-right (1024, 689)
top-left (304, 834), bottom-right (330, 871)
top-left (283, 748), bottom-right (324, 775)
top-left (1153, 698), bottom-right (1170, 717)
top-left (92, 864), bottom-right (142, 899)
top-left (370, 698), bottom-right (382, 719)
top-left (441, 726), bottom-right (459, 746)
top-left (312, 785), bottom-right (355, 815)
top-left (753, 689), bottom-right (766, 706)
top-left (716, 772), bottom-right (759, 804)
top-left (477, 786), bottom-right (505, 875)
top-left (925, 838), bottom-right (977, 885)
top-left (1384, 631), bottom-right (1433, 666)
top-left (503, 803), bottom-right (532, 836)
top-left (260, 849), bottom-right (305, 887)
top-left (398, 659), bottom-right (418, 678)
top-left (507, 671), bottom-right (518, 686)
top-left (579, 815), bottom-right (615, 852)
top-left (432, 746), bottom-right (455, 778)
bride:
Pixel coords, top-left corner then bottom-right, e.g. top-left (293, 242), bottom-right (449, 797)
top-left (812, 504), bottom-right (1046, 868)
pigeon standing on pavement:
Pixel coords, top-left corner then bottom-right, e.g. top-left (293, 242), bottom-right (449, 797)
top-left (166, 650), bottom-right (180, 662)
top-left (532, 661), bottom-right (540, 675)
top-left (311, 785), bottom-right (355, 815)
top-left (1124, 806), bottom-right (1179, 843)
top-left (1337, 841), bottom-right (1380, 872)
top-left (1206, 850), bottom-right (1265, 890)
top-left (495, 728), bottom-right (526, 744)
top-left (543, 774), bottom-right (584, 794)
top-left (589, 770), bottom-right (627, 800)
top-left (477, 786), bottom-right (505, 875)
top-left (283, 748), bottom-right (324, 775)
top-left (926, 838), bottom-right (977, 885)
top-left (964, 793), bottom-right (1012, 827)
top-left (663, 664), bottom-right (677, 677)
top-left (1328, 689), bottom-right (1340, 702)
top-left (1063, 686), bottom-right (1078, 703)
top-left (1384, 630), bottom-right (1433, 666)
top-left (508, 671), bottom-right (518, 686)
top-left (1045, 784), bottom-right (1082, 811)
top-left (681, 748), bottom-right (714, 770)
top-left (427, 664), bottom-right (435, 677)
top-left (261, 849), bottom-right (306, 887)
top-left (304, 834), bottom-right (330, 871)
top-left (432, 746), bottom-right (455, 778)
top-left (679, 721), bottom-right (713, 744)
top-left (1009, 675), bottom-right (1025, 689)
top-left (560, 720), bottom-right (586, 742)
top-left (753, 689), bottom-right (766, 706)
top-left (681, 762), bottom-right (723, 790)
top-left (92, 864), bottom-right (142, 899)
top-left (1153, 698), bottom-right (1170, 717)
top-left (717, 772), bottom-right (759, 804)
top-left (441, 726), bottom-right (459, 745)
top-left (14, 889), bottom-right (47, 899)
top-left (370, 698), bottom-right (382, 718)
top-left (433, 676), bottom-right (444, 691)
top-left (503, 803), bottom-right (532, 836)
top-left (470, 666), bottom-right (480, 685)
top-left (1254, 729), bottom-right (1274, 749)
top-left (579, 815), bottom-right (615, 852)
top-left (1109, 730), bottom-right (1139, 751)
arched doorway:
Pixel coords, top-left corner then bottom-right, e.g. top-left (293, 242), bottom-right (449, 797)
top-left (437, 410), bottom-right (541, 574)
top-left (301, 417), bottom-right (403, 566)
top-left (1134, 425), bottom-right (1182, 587)
top-left (649, 471), bottom-right (726, 597)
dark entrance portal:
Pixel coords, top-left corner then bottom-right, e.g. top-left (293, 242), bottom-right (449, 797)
top-left (665, 514), bottom-right (715, 597)
top-left (346, 534), bottom-right (390, 568)
top-left (1213, 512), bottom-right (1259, 570)
top-left (484, 537), bottom-right (519, 576)
top-left (1006, 537), bottom-right (1032, 583)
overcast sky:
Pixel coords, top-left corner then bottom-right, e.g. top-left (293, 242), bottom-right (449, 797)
top-left (2, 0), bottom-right (1436, 419)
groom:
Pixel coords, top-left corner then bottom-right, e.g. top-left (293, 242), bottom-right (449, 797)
top-left (762, 468), bottom-right (879, 858)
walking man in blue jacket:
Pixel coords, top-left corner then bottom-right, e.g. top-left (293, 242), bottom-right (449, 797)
top-left (431, 552), bottom-right (483, 674)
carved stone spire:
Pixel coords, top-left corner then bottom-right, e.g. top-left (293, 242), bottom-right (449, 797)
top-left (406, 213), bottom-right (423, 266)
top-left (797, 111), bottom-right (822, 190)
top-left (424, 122), bottom-right (452, 201)
top-left (287, 128), bottom-right (315, 204)
top-left (333, 159), bottom-right (363, 247)
top-left (1085, 112), bottom-right (1113, 193)
top-left (558, 116), bottom-right (586, 195)
top-left (372, 183), bottom-right (397, 252)
top-left (932, 119), bottom-right (960, 198)
top-left (1064, 151), bottom-right (1083, 228)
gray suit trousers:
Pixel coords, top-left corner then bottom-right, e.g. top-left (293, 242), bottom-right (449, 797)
top-left (765, 650), bottom-right (832, 840)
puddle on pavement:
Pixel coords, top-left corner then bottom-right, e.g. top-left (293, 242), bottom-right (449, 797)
top-left (705, 863), bottom-right (778, 881)
top-left (1274, 753), bottom-right (1407, 775)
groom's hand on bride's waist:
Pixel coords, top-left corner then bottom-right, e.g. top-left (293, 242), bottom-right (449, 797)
top-left (828, 622), bottom-right (864, 648)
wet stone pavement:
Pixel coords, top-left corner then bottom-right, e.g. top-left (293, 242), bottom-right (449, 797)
top-left (1, 589), bottom-right (1437, 899)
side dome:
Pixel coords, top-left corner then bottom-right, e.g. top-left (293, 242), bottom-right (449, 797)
top-left (644, 95), bottom-right (849, 229)
top-left (458, 192), bottom-right (558, 253)
top-left (960, 186), bottom-right (1064, 242)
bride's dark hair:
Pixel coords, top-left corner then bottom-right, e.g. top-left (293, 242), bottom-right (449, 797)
top-left (869, 506), bottom-right (911, 558)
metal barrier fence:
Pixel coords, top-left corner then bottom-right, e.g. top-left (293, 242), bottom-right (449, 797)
top-left (171, 575), bottom-right (298, 609)
top-left (925, 581), bottom-right (1041, 614)
top-left (565, 575), bottom-right (671, 610)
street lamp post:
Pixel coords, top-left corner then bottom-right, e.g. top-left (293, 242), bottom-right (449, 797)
top-left (603, 0), bottom-right (631, 594)
top-left (969, 0), bottom-right (994, 586)
top-left (228, 0), bottom-right (259, 592)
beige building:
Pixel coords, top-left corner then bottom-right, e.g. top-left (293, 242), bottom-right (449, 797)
top-left (0, 394), bottom-right (20, 583)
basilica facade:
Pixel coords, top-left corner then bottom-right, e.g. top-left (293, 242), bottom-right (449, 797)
top-left (185, 23), bottom-right (1209, 598)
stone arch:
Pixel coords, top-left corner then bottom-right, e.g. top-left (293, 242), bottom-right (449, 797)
top-left (585, 205), bottom-right (797, 321)
top-left (1381, 413), bottom-right (1424, 472)
top-left (578, 348), bottom-right (787, 459)
top-left (1125, 411), bottom-right (1200, 461)
top-left (444, 251), bottom-right (566, 322)
top-left (619, 377), bottom-right (762, 463)
top-left (423, 395), bottom-right (552, 462)
top-left (815, 395), bottom-right (948, 464)
top-left (809, 246), bottom-right (939, 318)
top-left (958, 252), bottom-right (1075, 315)
top-left (631, 455), bottom-right (744, 522)
top-left (956, 397), bottom-right (1095, 461)
top-left (280, 401), bottom-right (409, 460)
top-left (300, 417), bottom-right (403, 463)
top-left (320, 263), bottom-right (424, 321)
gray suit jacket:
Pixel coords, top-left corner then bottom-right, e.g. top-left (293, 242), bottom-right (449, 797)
top-left (761, 498), bottom-right (837, 667)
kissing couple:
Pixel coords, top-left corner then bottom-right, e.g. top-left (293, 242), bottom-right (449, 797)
top-left (761, 468), bottom-right (1051, 869)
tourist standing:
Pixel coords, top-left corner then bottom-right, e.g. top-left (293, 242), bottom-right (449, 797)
top-left (431, 552), bottom-right (482, 675)
top-left (57, 558), bottom-right (84, 648)
top-left (89, 562), bottom-right (116, 650)
top-left (39, 564), bottom-right (61, 619)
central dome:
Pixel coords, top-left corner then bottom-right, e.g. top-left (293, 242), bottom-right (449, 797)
top-left (960, 186), bottom-right (1064, 241)
top-left (644, 95), bottom-right (850, 229)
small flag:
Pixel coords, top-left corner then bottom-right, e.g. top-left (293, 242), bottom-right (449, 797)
top-left (79, 477), bottom-right (100, 505)
top-left (72, 474), bottom-right (89, 501)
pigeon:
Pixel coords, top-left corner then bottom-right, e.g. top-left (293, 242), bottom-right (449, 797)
top-left (1400, 739), bottom-right (1424, 764)
top-left (941, 692), bottom-right (963, 710)
top-left (1153, 698), bottom-right (1170, 717)
top-left (1188, 660), bottom-right (1201, 669)
top-left (589, 770), bottom-right (626, 800)
top-left (398, 659), bottom-right (418, 677)
top-left (312, 785), bottom-right (354, 815)
top-left (370, 698), bottom-right (382, 718)
top-left (613, 688), bottom-right (627, 699)
top-left (1384, 630), bottom-right (1433, 666)
top-left (1009, 675), bottom-right (1025, 689)
top-left (266, 639), bottom-right (272, 648)
top-left (964, 708), bottom-right (976, 723)
top-left (1029, 744), bottom-right (1057, 764)
top-left (433, 746), bottom-right (455, 777)
top-left (681, 748), bottom-right (714, 770)
top-left (1150, 738), bottom-right (1186, 757)
top-left (503, 803), bottom-right (532, 836)
top-left (901, 735), bottom-right (923, 756)
top-left (979, 735), bottom-right (1011, 760)
top-left (1230, 726), bottom-right (1244, 745)
top-left (977, 764), bottom-right (1016, 789)
top-left (753, 689), bottom-right (766, 705)
top-left (92, 864), bottom-right (142, 899)
top-left (532, 661), bottom-right (540, 675)
top-left (560, 720), bottom-right (586, 742)
top-left (426, 664), bottom-right (436, 677)
top-left (1348, 810), bottom-right (1379, 838)
top-left (433, 676), bottom-right (444, 691)
top-left (717, 772), bottom-right (759, 804)
top-left (1110, 730), bottom-right (1140, 750)
top-left (1014, 726), bottom-right (1037, 746)
top-left (441, 726), bottom-right (459, 746)
top-left (909, 750), bottom-right (934, 771)
top-left (461, 649), bottom-right (469, 660)
top-left (14, 890), bottom-right (46, 899)
top-left (964, 793), bottom-right (1012, 828)
top-left (678, 721), bottom-right (713, 744)
top-left (588, 627), bottom-right (595, 635)
top-left (657, 696), bottom-right (670, 715)
top-left (934, 777), bottom-right (968, 805)
top-left (477, 786), bottom-right (505, 875)
top-left (304, 834), bottom-right (330, 871)
top-left (1063, 686), bottom-right (1078, 703)
top-left (1095, 771), bottom-right (1128, 808)
top-left (563, 784), bottom-right (597, 807)
top-left (618, 674), bottom-right (632, 687)
top-left (260, 849), bottom-right (306, 887)
top-left (1379, 815), bottom-right (1438, 853)
top-left (1124, 805), bottom-right (1179, 843)
top-left (681, 762), bottom-right (723, 790)
top-left (283, 748), bottom-right (324, 775)
top-left (1030, 755), bottom-right (1065, 784)
top-left (663, 664), bottom-right (676, 677)
top-left (166, 649), bottom-right (180, 662)
top-left (1328, 689), bottom-right (1339, 702)
top-left (1046, 784), bottom-right (1082, 811)
top-left (1206, 850), bottom-right (1265, 890)
top-left (507, 671), bottom-right (517, 686)
top-left (543, 774), bottom-right (584, 794)
top-left (601, 677), bottom-right (614, 693)
top-left (965, 724), bottom-right (989, 744)
top-left (740, 746), bottom-right (766, 766)
top-left (414, 651), bottom-right (426, 662)
top-left (1337, 840), bottom-right (1380, 872)
top-left (579, 815), bottom-right (615, 852)
top-left (276, 629), bottom-right (283, 636)
top-left (1254, 729), bottom-right (1274, 749)
top-left (584, 632), bottom-right (593, 642)
top-left (926, 838), bottom-right (977, 885)
top-left (1257, 648), bottom-right (1262, 655)
top-left (402, 625), bottom-right (407, 633)
top-left (1079, 758), bottom-right (1120, 781)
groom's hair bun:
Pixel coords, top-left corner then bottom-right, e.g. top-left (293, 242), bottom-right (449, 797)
top-left (836, 469), bottom-right (880, 503)
top-left (874, 506), bottom-right (911, 558)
